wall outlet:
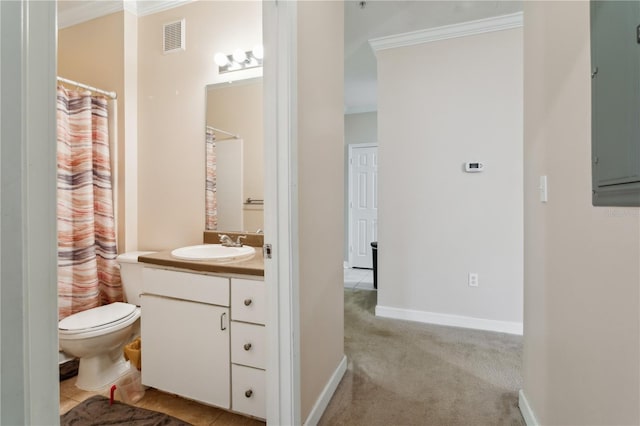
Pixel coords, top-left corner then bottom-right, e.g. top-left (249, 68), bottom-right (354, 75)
top-left (468, 273), bottom-right (479, 287)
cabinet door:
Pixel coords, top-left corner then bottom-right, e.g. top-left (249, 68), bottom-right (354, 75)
top-left (591, 1), bottom-right (640, 205)
top-left (141, 294), bottom-right (230, 408)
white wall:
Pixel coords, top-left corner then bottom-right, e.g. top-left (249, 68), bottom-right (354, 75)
top-left (522, 2), bottom-right (640, 424)
top-left (376, 27), bottom-right (523, 330)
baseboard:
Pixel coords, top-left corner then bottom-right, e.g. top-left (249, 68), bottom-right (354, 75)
top-left (518, 389), bottom-right (539, 426)
top-left (375, 305), bottom-right (523, 335)
top-left (303, 355), bottom-right (347, 426)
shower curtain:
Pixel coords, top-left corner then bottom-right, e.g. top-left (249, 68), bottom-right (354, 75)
top-left (205, 128), bottom-right (218, 230)
top-left (57, 86), bottom-right (121, 320)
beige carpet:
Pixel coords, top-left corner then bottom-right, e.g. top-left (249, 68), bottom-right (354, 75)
top-left (319, 289), bottom-right (524, 426)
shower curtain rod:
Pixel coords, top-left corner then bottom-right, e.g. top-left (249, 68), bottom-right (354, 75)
top-left (57, 76), bottom-right (117, 99)
top-left (206, 125), bottom-right (240, 139)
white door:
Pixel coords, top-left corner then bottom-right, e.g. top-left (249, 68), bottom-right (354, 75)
top-left (349, 144), bottom-right (378, 268)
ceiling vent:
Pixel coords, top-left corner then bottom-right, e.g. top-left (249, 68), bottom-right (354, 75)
top-left (163, 19), bottom-right (185, 54)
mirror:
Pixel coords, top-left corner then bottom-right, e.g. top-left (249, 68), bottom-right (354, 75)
top-left (205, 78), bottom-right (264, 231)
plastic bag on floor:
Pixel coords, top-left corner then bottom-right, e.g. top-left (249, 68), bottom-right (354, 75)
top-left (115, 367), bottom-right (145, 404)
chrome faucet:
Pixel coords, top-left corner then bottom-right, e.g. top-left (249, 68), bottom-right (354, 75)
top-left (219, 234), bottom-right (247, 247)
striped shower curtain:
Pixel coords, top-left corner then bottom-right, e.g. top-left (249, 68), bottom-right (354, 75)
top-left (205, 128), bottom-right (218, 230)
top-left (57, 86), bottom-right (121, 320)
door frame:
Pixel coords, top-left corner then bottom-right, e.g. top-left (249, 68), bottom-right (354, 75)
top-left (1, 0), bottom-right (60, 423)
top-left (347, 142), bottom-right (378, 269)
top-left (10, 1), bottom-right (300, 424)
top-left (263, 1), bottom-right (300, 425)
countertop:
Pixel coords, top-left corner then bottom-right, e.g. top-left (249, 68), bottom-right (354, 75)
top-left (138, 248), bottom-right (264, 277)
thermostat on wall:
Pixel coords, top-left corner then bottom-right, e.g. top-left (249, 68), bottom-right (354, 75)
top-left (464, 162), bottom-right (484, 172)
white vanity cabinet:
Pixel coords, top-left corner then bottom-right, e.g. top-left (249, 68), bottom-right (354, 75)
top-left (141, 267), bottom-right (231, 409)
top-left (141, 266), bottom-right (266, 420)
top-left (230, 278), bottom-right (266, 419)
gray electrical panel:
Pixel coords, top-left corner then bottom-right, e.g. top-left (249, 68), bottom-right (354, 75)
top-left (591, 0), bottom-right (640, 206)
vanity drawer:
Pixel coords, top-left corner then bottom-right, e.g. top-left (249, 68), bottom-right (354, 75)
top-left (231, 322), bottom-right (266, 369)
top-left (232, 364), bottom-right (266, 420)
top-left (143, 267), bottom-right (229, 306)
top-left (231, 278), bottom-right (266, 324)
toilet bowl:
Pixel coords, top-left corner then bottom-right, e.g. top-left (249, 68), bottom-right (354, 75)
top-left (58, 251), bottom-right (154, 391)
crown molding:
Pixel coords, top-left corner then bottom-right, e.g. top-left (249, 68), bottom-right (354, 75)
top-left (58, 0), bottom-right (194, 29)
top-left (369, 12), bottom-right (523, 53)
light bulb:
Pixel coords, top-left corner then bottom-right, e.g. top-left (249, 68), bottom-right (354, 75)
top-left (252, 44), bottom-right (264, 60)
top-left (214, 52), bottom-right (230, 67)
top-left (233, 49), bottom-right (247, 63)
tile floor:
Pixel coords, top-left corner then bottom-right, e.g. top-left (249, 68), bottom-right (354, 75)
top-left (60, 269), bottom-right (373, 424)
top-left (59, 376), bottom-right (264, 426)
top-left (343, 267), bottom-right (375, 290)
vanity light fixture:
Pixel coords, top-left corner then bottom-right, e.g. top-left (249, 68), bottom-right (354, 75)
top-left (252, 44), bottom-right (264, 60)
top-left (214, 45), bottom-right (263, 74)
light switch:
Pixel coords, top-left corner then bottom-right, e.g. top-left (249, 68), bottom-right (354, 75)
top-left (539, 176), bottom-right (548, 203)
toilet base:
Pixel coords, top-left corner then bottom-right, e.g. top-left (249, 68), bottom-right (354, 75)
top-left (75, 347), bottom-right (132, 391)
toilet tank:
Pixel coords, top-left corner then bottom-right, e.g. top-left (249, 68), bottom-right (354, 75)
top-left (117, 251), bottom-right (155, 306)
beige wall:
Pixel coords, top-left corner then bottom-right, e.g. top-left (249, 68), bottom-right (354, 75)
top-left (137, 1), bottom-right (262, 250)
top-left (206, 79), bottom-right (264, 232)
top-left (377, 28), bottom-right (523, 326)
top-left (297, 1), bottom-right (345, 420)
top-left (58, 11), bottom-right (129, 253)
top-left (522, 2), bottom-right (640, 424)
top-left (123, 12), bottom-right (139, 252)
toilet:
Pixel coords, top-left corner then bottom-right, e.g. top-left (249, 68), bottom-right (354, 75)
top-left (58, 251), bottom-right (154, 391)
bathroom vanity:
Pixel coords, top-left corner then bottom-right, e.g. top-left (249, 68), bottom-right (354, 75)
top-left (138, 235), bottom-right (266, 420)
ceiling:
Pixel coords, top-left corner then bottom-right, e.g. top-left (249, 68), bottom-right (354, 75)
top-left (57, 0), bottom-right (523, 114)
top-left (344, 0), bottom-right (523, 113)
top-left (57, 0), bottom-right (193, 28)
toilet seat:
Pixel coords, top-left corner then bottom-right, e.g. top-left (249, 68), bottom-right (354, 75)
top-left (59, 302), bottom-right (140, 339)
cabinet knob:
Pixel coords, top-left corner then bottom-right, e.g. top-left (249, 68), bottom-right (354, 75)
top-left (244, 343), bottom-right (252, 351)
top-left (245, 389), bottom-right (253, 398)
top-left (244, 298), bottom-right (252, 306)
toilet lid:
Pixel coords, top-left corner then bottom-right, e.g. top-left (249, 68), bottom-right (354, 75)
top-left (59, 302), bottom-right (137, 332)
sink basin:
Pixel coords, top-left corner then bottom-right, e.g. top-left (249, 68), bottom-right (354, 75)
top-left (170, 244), bottom-right (256, 262)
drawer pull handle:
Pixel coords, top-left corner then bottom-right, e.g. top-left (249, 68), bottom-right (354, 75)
top-left (244, 299), bottom-right (253, 306)
top-left (244, 343), bottom-right (252, 351)
top-left (245, 389), bottom-right (253, 398)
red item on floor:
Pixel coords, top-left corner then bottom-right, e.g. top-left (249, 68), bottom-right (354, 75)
top-left (110, 384), bottom-right (116, 405)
